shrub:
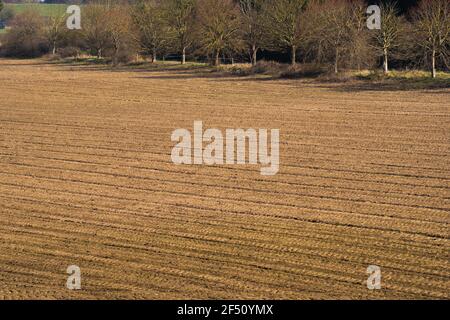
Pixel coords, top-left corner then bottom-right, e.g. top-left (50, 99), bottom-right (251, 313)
top-left (0, 6), bottom-right (15, 25)
top-left (116, 48), bottom-right (136, 64)
top-left (251, 60), bottom-right (283, 75)
top-left (58, 46), bottom-right (80, 58)
top-left (279, 64), bottom-right (326, 79)
top-left (231, 60), bottom-right (327, 78)
top-left (1, 10), bottom-right (47, 58)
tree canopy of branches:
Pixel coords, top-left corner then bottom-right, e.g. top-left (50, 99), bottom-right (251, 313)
top-left (413, 0), bottom-right (449, 78)
top-left (106, 4), bottom-right (135, 66)
top-left (165, 0), bottom-right (196, 64)
top-left (82, 3), bottom-right (112, 58)
top-left (239, 0), bottom-right (266, 65)
top-left (264, 0), bottom-right (307, 65)
top-left (314, 0), bottom-right (356, 73)
top-left (347, 1), bottom-right (373, 71)
top-left (194, 0), bottom-right (242, 66)
top-left (132, 0), bottom-right (171, 62)
top-left (44, 13), bottom-right (68, 55)
top-left (372, 2), bottom-right (404, 74)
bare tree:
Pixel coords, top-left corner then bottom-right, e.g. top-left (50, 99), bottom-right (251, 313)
top-left (132, 0), bottom-right (170, 63)
top-left (372, 2), bottom-right (404, 74)
top-left (3, 9), bottom-right (46, 57)
top-left (327, 0), bottom-right (353, 73)
top-left (264, 0), bottom-right (307, 66)
top-left (413, 0), bottom-right (449, 78)
top-left (44, 14), bottom-right (67, 55)
top-left (107, 4), bottom-right (134, 66)
top-left (194, 0), bottom-right (242, 66)
top-left (347, 0), bottom-right (373, 71)
top-left (239, 0), bottom-right (266, 66)
top-left (299, 0), bottom-right (326, 64)
top-left (166, 0), bottom-right (196, 64)
top-left (309, 0), bottom-right (353, 73)
top-left (82, 3), bottom-right (111, 58)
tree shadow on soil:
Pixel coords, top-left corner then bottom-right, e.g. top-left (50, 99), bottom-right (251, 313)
top-left (41, 59), bottom-right (450, 92)
top-left (212, 76), bottom-right (450, 92)
top-left (316, 79), bottom-right (450, 92)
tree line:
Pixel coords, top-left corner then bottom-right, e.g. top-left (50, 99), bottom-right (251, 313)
top-left (0, 0), bottom-right (448, 78)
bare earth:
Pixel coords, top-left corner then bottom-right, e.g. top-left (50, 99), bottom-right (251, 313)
top-left (0, 59), bottom-right (448, 299)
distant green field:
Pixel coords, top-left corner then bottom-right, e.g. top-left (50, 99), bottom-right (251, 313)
top-left (6, 3), bottom-right (68, 17)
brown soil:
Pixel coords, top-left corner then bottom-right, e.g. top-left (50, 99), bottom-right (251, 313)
top-left (0, 59), bottom-right (448, 299)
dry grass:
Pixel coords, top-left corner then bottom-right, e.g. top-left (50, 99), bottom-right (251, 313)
top-left (0, 59), bottom-right (448, 299)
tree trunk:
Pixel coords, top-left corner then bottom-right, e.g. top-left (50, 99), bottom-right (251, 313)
top-left (52, 41), bottom-right (56, 55)
top-left (334, 47), bottom-right (339, 74)
top-left (317, 42), bottom-right (322, 64)
top-left (291, 45), bottom-right (296, 66)
top-left (152, 49), bottom-right (157, 63)
top-left (251, 44), bottom-right (257, 66)
top-left (431, 48), bottom-right (436, 78)
top-left (113, 47), bottom-right (119, 67)
top-left (214, 50), bottom-right (220, 66)
top-left (97, 48), bottom-right (102, 59)
top-left (181, 47), bottom-right (186, 65)
top-left (383, 48), bottom-right (388, 74)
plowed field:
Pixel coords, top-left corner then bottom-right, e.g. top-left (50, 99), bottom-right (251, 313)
top-left (0, 59), bottom-right (448, 299)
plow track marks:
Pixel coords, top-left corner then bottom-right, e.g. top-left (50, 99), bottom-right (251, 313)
top-left (0, 59), bottom-right (449, 299)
